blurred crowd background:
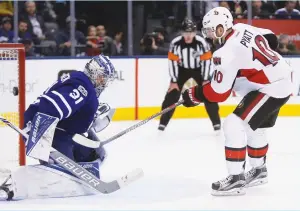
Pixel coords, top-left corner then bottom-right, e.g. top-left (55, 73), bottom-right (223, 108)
top-left (1, 0), bottom-right (300, 57)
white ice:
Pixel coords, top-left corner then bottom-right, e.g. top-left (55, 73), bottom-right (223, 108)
top-left (1, 117), bottom-right (300, 210)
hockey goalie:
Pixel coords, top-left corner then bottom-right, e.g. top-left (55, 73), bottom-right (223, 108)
top-left (0, 55), bottom-right (118, 200)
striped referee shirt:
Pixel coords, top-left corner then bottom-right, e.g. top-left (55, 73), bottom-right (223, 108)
top-left (168, 35), bottom-right (213, 82)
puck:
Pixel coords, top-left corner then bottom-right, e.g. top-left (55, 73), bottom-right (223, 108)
top-left (12, 87), bottom-right (19, 96)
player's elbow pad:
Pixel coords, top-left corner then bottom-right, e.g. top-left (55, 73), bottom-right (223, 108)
top-left (263, 33), bottom-right (278, 51)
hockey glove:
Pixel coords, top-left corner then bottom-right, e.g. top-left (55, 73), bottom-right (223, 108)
top-left (91, 103), bottom-right (115, 133)
top-left (182, 86), bottom-right (204, 107)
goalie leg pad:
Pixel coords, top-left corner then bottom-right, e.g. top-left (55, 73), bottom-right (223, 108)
top-left (27, 112), bottom-right (59, 162)
top-left (9, 164), bottom-right (100, 200)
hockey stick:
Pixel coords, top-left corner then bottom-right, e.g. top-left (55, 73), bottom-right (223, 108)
top-left (74, 78), bottom-right (196, 148)
top-left (0, 116), bottom-right (144, 194)
top-left (100, 78), bottom-right (196, 146)
top-left (72, 100), bottom-right (184, 148)
top-left (101, 99), bottom-right (184, 146)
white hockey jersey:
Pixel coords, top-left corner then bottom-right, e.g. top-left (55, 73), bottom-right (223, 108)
top-left (203, 23), bottom-right (293, 102)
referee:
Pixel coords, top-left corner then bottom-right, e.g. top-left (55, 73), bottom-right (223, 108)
top-left (158, 18), bottom-right (221, 133)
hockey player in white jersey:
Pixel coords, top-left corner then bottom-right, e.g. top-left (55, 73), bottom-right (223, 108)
top-left (182, 7), bottom-right (293, 196)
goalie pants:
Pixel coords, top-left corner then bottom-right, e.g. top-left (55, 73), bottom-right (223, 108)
top-left (52, 129), bottom-right (99, 162)
top-left (224, 90), bottom-right (290, 174)
top-left (159, 67), bottom-right (221, 128)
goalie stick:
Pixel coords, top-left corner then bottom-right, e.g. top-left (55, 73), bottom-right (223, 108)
top-left (0, 116), bottom-right (144, 194)
top-left (75, 78), bottom-right (196, 147)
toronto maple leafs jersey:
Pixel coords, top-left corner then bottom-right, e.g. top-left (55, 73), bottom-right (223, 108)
top-left (203, 23), bottom-right (293, 102)
top-left (24, 71), bottom-right (99, 135)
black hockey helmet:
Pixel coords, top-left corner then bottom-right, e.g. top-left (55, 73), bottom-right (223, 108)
top-left (181, 18), bottom-right (196, 32)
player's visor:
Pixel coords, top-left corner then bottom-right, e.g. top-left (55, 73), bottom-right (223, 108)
top-left (202, 27), bottom-right (214, 39)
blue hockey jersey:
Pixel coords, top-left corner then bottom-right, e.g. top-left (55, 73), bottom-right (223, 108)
top-left (24, 71), bottom-right (99, 135)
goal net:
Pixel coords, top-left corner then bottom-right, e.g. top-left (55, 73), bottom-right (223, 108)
top-left (0, 44), bottom-right (25, 169)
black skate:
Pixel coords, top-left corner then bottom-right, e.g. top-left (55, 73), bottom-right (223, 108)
top-left (211, 174), bottom-right (246, 196)
top-left (0, 172), bottom-right (14, 201)
top-left (245, 164), bottom-right (268, 187)
top-left (213, 124), bottom-right (221, 131)
top-left (0, 185), bottom-right (13, 201)
top-left (213, 124), bottom-right (221, 135)
top-left (158, 124), bottom-right (166, 131)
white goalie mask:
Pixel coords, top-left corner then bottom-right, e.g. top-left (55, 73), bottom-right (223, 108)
top-left (84, 55), bottom-right (116, 97)
top-left (202, 7), bottom-right (233, 42)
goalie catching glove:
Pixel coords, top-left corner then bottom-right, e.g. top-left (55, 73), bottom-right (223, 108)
top-left (182, 85), bottom-right (206, 107)
top-left (89, 103), bottom-right (115, 133)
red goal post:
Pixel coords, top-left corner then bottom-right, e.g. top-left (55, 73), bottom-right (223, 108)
top-left (0, 43), bottom-right (25, 166)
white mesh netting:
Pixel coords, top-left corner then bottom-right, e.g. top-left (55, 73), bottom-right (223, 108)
top-left (0, 48), bottom-right (21, 169)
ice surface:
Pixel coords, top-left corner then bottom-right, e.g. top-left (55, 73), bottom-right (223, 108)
top-left (1, 117), bottom-right (300, 210)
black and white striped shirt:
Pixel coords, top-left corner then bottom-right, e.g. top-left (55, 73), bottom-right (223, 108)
top-left (168, 35), bottom-right (213, 82)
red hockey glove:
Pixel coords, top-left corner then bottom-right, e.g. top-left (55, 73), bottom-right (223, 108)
top-left (182, 86), bottom-right (203, 107)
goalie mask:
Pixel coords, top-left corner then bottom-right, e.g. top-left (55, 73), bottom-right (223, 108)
top-left (84, 55), bottom-right (116, 97)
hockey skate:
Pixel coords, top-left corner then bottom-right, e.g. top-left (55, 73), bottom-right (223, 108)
top-left (0, 185), bottom-right (13, 201)
top-left (245, 164), bottom-right (268, 187)
top-left (211, 174), bottom-right (246, 196)
top-left (213, 124), bottom-right (221, 135)
top-left (0, 173), bottom-right (13, 201)
top-left (158, 124), bottom-right (166, 131)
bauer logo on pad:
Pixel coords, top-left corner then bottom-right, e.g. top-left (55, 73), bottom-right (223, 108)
top-left (27, 113), bottom-right (59, 162)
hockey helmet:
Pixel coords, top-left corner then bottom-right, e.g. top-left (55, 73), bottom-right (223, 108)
top-left (181, 18), bottom-right (196, 32)
top-left (202, 7), bottom-right (233, 40)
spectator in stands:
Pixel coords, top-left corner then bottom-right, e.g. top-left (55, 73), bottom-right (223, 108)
top-left (140, 27), bottom-right (169, 55)
top-left (96, 25), bottom-right (116, 56)
top-left (113, 31), bottom-right (124, 55)
top-left (277, 34), bottom-right (299, 55)
top-left (20, 1), bottom-right (46, 44)
top-left (18, 20), bottom-right (32, 43)
top-left (234, 1), bottom-right (245, 19)
top-left (243, 0), bottom-right (271, 19)
top-left (0, 17), bottom-right (13, 43)
top-left (86, 25), bottom-right (101, 56)
top-left (219, 1), bottom-right (231, 11)
top-left (275, 1), bottom-right (300, 19)
top-left (21, 38), bottom-right (36, 57)
top-left (219, 1), bottom-right (236, 18)
top-left (55, 16), bottom-right (87, 56)
top-left (0, 1), bottom-right (13, 17)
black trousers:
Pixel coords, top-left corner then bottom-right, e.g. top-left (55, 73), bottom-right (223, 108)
top-left (159, 68), bottom-right (221, 128)
top-left (233, 91), bottom-right (290, 130)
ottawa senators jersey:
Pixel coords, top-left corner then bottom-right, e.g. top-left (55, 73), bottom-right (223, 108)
top-left (203, 23), bottom-right (293, 102)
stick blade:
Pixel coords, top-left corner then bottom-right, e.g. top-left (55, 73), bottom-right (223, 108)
top-left (117, 168), bottom-right (144, 188)
top-left (182, 78), bottom-right (198, 93)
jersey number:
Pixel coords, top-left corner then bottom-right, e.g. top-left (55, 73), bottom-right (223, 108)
top-left (69, 89), bottom-right (83, 104)
top-left (213, 70), bottom-right (223, 83)
top-left (252, 35), bottom-right (279, 66)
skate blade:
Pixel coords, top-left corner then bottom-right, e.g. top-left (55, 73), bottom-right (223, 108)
top-left (211, 187), bottom-right (246, 196)
top-left (247, 177), bottom-right (268, 188)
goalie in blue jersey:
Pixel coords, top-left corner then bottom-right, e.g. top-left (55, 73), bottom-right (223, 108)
top-left (0, 55), bottom-right (117, 200)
